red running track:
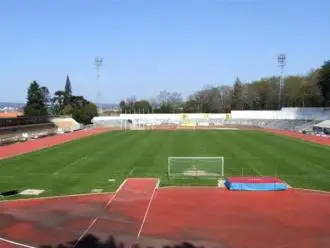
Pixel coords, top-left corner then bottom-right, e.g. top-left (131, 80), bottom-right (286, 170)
top-left (72, 178), bottom-right (159, 246)
top-left (1, 179), bottom-right (330, 248)
top-left (0, 193), bottom-right (113, 247)
top-left (140, 187), bottom-right (330, 248)
top-left (263, 128), bottom-right (330, 146)
top-left (0, 178), bottom-right (160, 248)
top-left (0, 128), bottom-right (110, 160)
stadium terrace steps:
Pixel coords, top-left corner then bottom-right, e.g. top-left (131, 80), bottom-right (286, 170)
top-left (76, 178), bottom-right (159, 243)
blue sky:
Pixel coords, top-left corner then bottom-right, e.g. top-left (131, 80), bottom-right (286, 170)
top-left (0, 0), bottom-right (330, 104)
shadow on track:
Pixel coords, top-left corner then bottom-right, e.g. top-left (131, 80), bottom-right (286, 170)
top-left (39, 234), bottom-right (204, 248)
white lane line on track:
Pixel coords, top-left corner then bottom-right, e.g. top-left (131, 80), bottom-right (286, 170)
top-left (137, 179), bottom-right (160, 239)
top-left (0, 237), bottom-right (37, 248)
top-left (72, 179), bottom-right (128, 248)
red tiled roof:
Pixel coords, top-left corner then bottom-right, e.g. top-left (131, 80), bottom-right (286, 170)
top-left (0, 112), bottom-right (23, 118)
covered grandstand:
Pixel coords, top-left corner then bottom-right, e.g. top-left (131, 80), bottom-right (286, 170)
top-left (0, 116), bottom-right (57, 145)
top-left (0, 115), bottom-right (85, 145)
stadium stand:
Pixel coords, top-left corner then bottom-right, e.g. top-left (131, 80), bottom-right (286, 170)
top-left (91, 116), bottom-right (132, 129)
top-left (293, 120), bottom-right (322, 132)
top-left (0, 116), bottom-right (57, 145)
top-left (312, 120), bottom-right (330, 135)
top-left (92, 107), bottom-right (330, 134)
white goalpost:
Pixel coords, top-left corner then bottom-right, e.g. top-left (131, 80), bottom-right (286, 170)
top-left (168, 156), bottom-right (224, 178)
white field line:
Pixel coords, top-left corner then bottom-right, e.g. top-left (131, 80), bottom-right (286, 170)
top-left (0, 191), bottom-right (114, 203)
top-left (137, 179), bottom-right (160, 239)
top-left (0, 237), bottom-right (37, 248)
top-left (249, 165), bottom-right (262, 176)
top-left (72, 179), bottom-right (128, 248)
top-left (127, 167), bottom-right (136, 176)
top-left (160, 185), bottom-right (218, 189)
top-left (52, 156), bottom-right (88, 175)
top-left (0, 172), bottom-right (90, 180)
top-left (126, 177), bottom-right (160, 180)
top-left (294, 187), bottom-right (330, 195)
top-left (160, 185), bottom-right (330, 194)
top-left (0, 178), bottom-right (160, 202)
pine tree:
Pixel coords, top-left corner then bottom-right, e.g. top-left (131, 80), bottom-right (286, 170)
top-left (24, 81), bottom-right (48, 116)
top-left (231, 77), bottom-right (243, 110)
top-left (64, 75), bottom-right (72, 106)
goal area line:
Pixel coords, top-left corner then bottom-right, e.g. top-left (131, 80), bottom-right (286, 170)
top-left (168, 156), bottom-right (224, 160)
top-left (168, 156), bottom-right (225, 179)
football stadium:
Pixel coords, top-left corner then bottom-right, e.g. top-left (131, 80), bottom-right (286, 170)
top-left (1, 1), bottom-right (330, 248)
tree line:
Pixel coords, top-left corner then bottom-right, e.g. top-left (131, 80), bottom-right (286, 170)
top-left (119, 60), bottom-right (330, 113)
top-left (24, 75), bottom-right (98, 124)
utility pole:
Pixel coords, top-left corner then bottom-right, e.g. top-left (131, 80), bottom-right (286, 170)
top-left (277, 54), bottom-right (286, 109)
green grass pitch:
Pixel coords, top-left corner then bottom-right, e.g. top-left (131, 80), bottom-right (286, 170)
top-left (0, 130), bottom-right (330, 198)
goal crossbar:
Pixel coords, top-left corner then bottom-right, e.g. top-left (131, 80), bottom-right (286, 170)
top-left (168, 156), bottom-right (224, 178)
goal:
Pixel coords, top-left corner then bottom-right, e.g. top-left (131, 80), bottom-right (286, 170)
top-left (168, 156), bottom-right (224, 178)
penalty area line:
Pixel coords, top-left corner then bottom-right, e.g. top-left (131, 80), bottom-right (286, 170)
top-left (160, 185), bottom-right (218, 189)
top-left (127, 167), bottom-right (136, 176)
top-left (0, 237), bottom-right (37, 248)
top-left (294, 187), bottom-right (330, 195)
top-left (52, 156), bottom-right (88, 175)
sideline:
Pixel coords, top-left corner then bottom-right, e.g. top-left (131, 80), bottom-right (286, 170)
top-left (0, 191), bottom-right (114, 203)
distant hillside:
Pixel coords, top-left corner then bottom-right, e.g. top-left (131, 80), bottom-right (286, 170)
top-left (0, 102), bottom-right (25, 108)
top-left (96, 103), bottom-right (118, 108)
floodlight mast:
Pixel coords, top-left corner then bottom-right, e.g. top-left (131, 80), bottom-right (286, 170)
top-left (95, 56), bottom-right (103, 114)
top-left (277, 54), bottom-right (286, 109)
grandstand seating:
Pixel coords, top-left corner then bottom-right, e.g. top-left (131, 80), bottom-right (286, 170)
top-left (91, 116), bottom-right (131, 128)
top-left (0, 116), bottom-right (50, 128)
top-left (91, 107), bottom-right (330, 132)
top-left (0, 117), bottom-right (57, 145)
top-left (313, 120), bottom-right (330, 135)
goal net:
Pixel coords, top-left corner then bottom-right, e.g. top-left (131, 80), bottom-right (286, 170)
top-left (168, 156), bottom-right (224, 178)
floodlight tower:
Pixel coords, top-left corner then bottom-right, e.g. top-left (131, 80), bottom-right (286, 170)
top-left (277, 54), bottom-right (286, 109)
top-left (95, 56), bottom-right (103, 114)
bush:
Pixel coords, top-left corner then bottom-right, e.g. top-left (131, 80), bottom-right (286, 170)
top-left (72, 103), bottom-right (98, 125)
